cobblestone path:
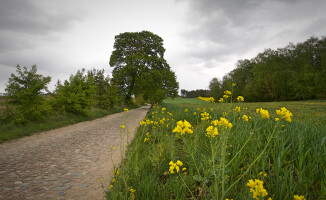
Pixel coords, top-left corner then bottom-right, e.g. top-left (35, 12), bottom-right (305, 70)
top-left (0, 106), bottom-right (150, 200)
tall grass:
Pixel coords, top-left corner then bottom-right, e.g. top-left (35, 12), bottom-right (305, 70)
top-left (106, 99), bottom-right (325, 199)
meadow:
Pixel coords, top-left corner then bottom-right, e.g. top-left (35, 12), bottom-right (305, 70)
top-left (106, 97), bottom-right (326, 200)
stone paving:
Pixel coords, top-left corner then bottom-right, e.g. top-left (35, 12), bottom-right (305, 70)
top-left (0, 106), bottom-right (150, 200)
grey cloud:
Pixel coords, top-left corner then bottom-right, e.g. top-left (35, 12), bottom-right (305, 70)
top-left (0, 0), bottom-right (84, 34)
top-left (179, 0), bottom-right (326, 68)
top-left (0, 0), bottom-right (86, 54)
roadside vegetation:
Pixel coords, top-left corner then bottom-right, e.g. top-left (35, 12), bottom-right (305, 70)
top-left (106, 93), bottom-right (325, 199)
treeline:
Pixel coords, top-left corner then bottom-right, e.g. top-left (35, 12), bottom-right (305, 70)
top-left (207, 36), bottom-right (326, 102)
top-left (2, 65), bottom-right (125, 124)
top-left (180, 89), bottom-right (210, 98)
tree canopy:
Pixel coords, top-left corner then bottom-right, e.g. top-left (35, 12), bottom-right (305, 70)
top-left (206, 36), bottom-right (326, 102)
top-left (5, 65), bottom-right (51, 124)
top-left (109, 31), bottom-right (178, 104)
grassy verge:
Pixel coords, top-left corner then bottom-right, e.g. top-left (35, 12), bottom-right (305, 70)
top-left (0, 104), bottom-right (139, 143)
top-left (106, 99), bottom-right (326, 199)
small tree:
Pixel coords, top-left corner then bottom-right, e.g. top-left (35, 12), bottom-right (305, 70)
top-left (53, 69), bottom-right (95, 114)
top-left (5, 65), bottom-right (51, 124)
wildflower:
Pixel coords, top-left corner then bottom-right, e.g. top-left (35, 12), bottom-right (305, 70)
top-left (242, 115), bottom-right (249, 122)
top-left (185, 109), bottom-right (188, 113)
top-left (169, 160), bottom-right (184, 174)
top-left (130, 188), bottom-right (136, 193)
top-left (237, 96), bottom-right (244, 102)
top-left (193, 112), bottom-right (197, 115)
top-left (124, 108), bottom-right (129, 112)
top-left (211, 117), bottom-right (232, 129)
top-left (247, 179), bottom-right (268, 200)
top-left (233, 106), bottom-right (241, 113)
top-left (172, 120), bottom-right (193, 135)
top-left (224, 90), bottom-right (232, 95)
top-left (275, 118), bottom-right (280, 122)
top-left (206, 125), bottom-right (218, 138)
top-left (219, 98), bottom-right (224, 103)
top-left (120, 125), bottom-right (126, 129)
top-left (293, 195), bottom-right (306, 200)
top-left (276, 107), bottom-right (293, 122)
top-left (232, 83), bottom-right (236, 87)
top-left (200, 112), bottom-right (211, 121)
top-left (162, 107), bottom-right (166, 112)
top-left (258, 172), bottom-right (268, 177)
top-left (257, 108), bottom-right (270, 119)
top-left (109, 185), bottom-right (113, 189)
top-left (110, 146), bottom-right (116, 150)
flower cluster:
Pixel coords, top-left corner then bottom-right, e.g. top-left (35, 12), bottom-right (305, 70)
top-left (206, 125), bottom-right (218, 138)
top-left (233, 106), bottom-right (241, 112)
top-left (247, 179), bottom-right (268, 200)
top-left (276, 107), bottom-right (293, 122)
top-left (293, 195), bottom-right (306, 200)
top-left (197, 96), bottom-right (215, 102)
top-left (172, 120), bottom-right (193, 135)
top-left (256, 108), bottom-right (270, 119)
top-left (242, 115), bottom-right (249, 122)
top-left (211, 117), bottom-right (233, 129)
top-left (169, 160), bottom-right (186, 174)
top-left (200, 111), bottom-right (211, 121)
top-left (237, 96), bottom-right (244, 102)
top-left (144, 132), bottom-right (151, 142)
top-left (223, 90), bottom-right (232, 99)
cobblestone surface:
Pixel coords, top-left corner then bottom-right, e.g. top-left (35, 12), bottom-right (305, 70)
top-left (0, 106), bottom-right (150, 200)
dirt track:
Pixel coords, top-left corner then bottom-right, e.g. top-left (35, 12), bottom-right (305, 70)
top-left (0, 106), bottom-right (150, 200)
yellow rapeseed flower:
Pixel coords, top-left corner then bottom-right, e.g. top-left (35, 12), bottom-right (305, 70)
top-left (172, 120), bottom-right (193, 135)
top-left (206, 125), bottom-right (218, 138)
top-left (247, 179), bottom-right (268, 200)
top-left (242, 115), bottom-right (249, 122)
top-left (169, 160), bottom-right (184, 174)
top-left (237, 96), bottom-right (244, 102)
top-left (257, 108), bottom-right (270, 119)
top-left (276, 107), bottom-right (293, 122)
top-left (233, 106), bottom-right (241, 112)
top-left (294, 195), bottom-right (306, 200)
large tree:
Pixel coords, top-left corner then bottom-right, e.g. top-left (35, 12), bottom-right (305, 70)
top-left (109, 31), bottom-right (178, 104)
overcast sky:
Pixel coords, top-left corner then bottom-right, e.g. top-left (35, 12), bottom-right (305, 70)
top-left (1, 0), bottom-right (326, 93)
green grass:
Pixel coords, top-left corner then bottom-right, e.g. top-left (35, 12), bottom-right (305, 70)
top-left (106, 99), bottom-right (326, 199)
top-left (163, 97), bottom-right (209, 104)
top-left (0, 105), bottom-right (139, 143)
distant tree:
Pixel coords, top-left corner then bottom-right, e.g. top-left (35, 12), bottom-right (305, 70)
top-left (109, 31), bottom-right (179, 104)
top-left (5, 65), bottom-right (51, 124)
top-left (53, 69), bottom-right (95, 114)
top-left (208, 78), bottom-right (222, 100)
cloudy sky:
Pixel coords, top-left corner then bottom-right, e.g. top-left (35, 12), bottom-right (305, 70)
top-left (1, 0), bottom-right (326, 93)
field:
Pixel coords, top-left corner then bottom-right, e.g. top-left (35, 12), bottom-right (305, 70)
top-left (106, 98), bottom-right (326, 199)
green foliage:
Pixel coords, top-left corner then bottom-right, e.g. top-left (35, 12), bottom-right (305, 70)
top-left (207, 36), bottom-right (326, 102)
top-left (110, 31), bottom-right (179, 104)
top-left (4, 65), bottom-right (51, 124)
top-left (53, 69), bottom-right (96, 114)
top-left (87, 68), bottom-right (121, 109)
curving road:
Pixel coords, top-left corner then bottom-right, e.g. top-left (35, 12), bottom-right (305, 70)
top-left (0, 106), bottom-right (150, 200)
